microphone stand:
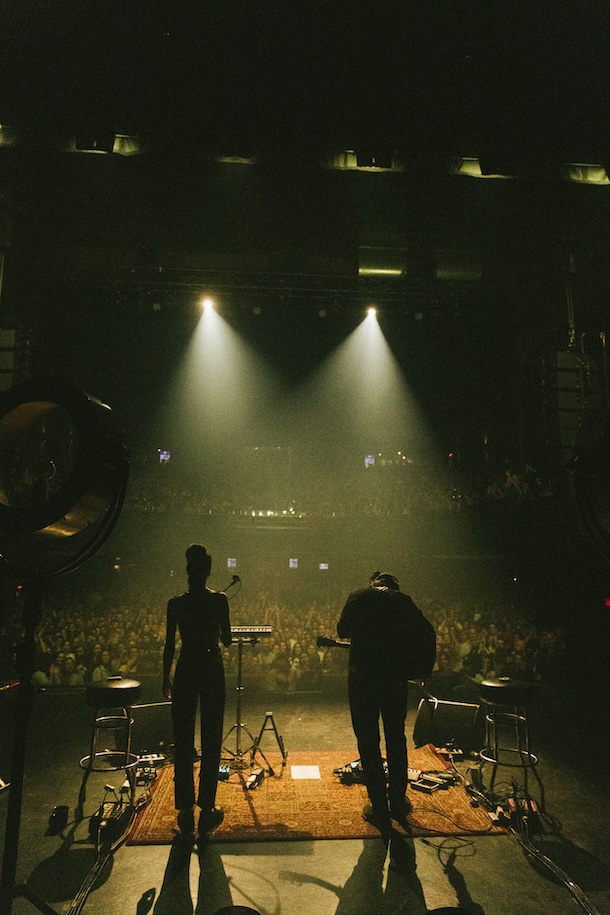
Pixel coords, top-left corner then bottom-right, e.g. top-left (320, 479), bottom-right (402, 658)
top-left (221, 575), bottom-right (241, 596)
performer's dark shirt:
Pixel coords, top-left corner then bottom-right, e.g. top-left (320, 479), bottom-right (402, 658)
top-left (337, 586), bottom-right (422, 683)
top-left (163, 588), bottom-right (232, 678)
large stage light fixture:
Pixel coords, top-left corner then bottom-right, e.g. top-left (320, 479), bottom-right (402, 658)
top-left (0, 377), bottom-right (129, 577)
top-left (572, 412), bottom-right (610, 563)
top-left (0, 378), bottom-right (128, 915)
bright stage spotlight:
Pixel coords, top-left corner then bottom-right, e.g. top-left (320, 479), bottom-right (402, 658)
top-left (292, 307), bottom-right (439, 463)
top-left (151, 295), bottom-right (281, 505)
top-left (201, 296), bottom-right (215, 312)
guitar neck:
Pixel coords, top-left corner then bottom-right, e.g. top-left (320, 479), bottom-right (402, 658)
top-left (317, 635), bottom-right (351, 649)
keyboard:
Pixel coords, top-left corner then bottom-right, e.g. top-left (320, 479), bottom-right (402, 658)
top-left (230, 626), bottom-right (272, 639)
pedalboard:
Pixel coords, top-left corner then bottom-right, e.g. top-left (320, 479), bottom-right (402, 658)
top-left (411, 771), bottom-right (459, 793)
top-left (138, 753), bottom-right (165, 766)
top-left (411, 775), bottom-right (444, 793)
top-left (135, 766), bottom-right (158, 786)
top-left (135, 752), bottom-right (166, 786)
top-left (507, 796), bottom-right (542, 832)
top-left (89, 801), bottom-right (124, 842)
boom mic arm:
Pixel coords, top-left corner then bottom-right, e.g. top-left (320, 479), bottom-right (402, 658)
top-left (221, 575), bottom-right (241, 595)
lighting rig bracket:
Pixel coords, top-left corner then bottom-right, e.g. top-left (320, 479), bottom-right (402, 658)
top-left (0, 377), bottom-right (129, 915)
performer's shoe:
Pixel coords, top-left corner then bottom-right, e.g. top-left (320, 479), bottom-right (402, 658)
top-left (198, 805), bottom-right (224, 835)
top-left (390, 796), bottom-right (413, 829)
top-left (177, 807), bottom-right (195, 838)
top-left (362, 804), bottom-right (392, 836)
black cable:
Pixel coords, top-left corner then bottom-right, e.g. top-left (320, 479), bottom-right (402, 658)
top-left (408, 800), bottom-right (495, 836)
top-left (508, 827), bottom-right (602, 915)
top-left (421, 836), bottom-right (478, 865)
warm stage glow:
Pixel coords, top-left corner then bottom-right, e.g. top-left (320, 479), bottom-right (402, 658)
top-left (292, 310), bottom-right (438, 460)
top-left (359, 268), bottom-right (403, 276)
top-left (154, 301), bottom-right (279, 486)
top-left (145, 302), bottom-right (495, 600)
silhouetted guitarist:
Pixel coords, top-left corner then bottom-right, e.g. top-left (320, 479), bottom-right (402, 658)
top-left (337, 571), bottom-right (435, 834)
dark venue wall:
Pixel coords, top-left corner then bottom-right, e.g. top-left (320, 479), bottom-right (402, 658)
top-left (0, 1), bottom-right (609, 692)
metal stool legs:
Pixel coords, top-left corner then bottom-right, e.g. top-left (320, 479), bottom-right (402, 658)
top-left (79, 706), bottom-right (140, 774)
top-left (77, 678), bottom-right (141, 819)
top-left (478, 678), bottom-right (545, 810)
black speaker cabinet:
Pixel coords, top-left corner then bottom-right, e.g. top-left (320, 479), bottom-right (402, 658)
top-left (130, 702), bottom-right (173, 756)
top-left (413, 695), bottom-right (483, 753)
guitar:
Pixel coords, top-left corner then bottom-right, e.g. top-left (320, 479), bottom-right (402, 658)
top-left (316, 634), bottom-right (427, 686)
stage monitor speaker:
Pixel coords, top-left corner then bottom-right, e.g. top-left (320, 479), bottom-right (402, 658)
top-left (413, 696), bottom-right (483, 753)
top-left (130, 702), bottom-right (173, 757)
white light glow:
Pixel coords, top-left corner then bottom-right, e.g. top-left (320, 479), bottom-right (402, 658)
top-left (452, 157), bottom-right (516, 179)
top-left (563, 164), bottom-right (610, 185)
top-left (153, 296), bottom-right (279, 494)
top-left (0, 125), bottom-right (18, 148)
top-left (358, 268), bottom-right (403, 276)
top-left (113, 135), bottom-right (142, 156)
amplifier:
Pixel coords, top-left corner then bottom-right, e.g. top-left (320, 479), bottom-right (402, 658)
top-left (413, 695), bottom-right (483, 754)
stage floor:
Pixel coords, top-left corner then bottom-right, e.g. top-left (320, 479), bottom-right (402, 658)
top-left (0, 683), bottom-right (608, 915)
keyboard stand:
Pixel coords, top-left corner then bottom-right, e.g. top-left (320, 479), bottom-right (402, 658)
top-left (222, 636), bottom-right (259, 770)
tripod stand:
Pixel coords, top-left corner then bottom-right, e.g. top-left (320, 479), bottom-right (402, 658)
top-left (222, 636), bottom-right (257, 770)
top-left (251, 712), bottom-right (287, 775)
top-left (222, 632), bottom-right (287, 774)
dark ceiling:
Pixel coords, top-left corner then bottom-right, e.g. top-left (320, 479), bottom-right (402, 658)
top-left (2, 0), bottom-right (610, 165)
top-left (0, 0), bottom-right (609, 393)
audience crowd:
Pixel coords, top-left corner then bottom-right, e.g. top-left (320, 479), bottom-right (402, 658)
top-left (0, 456), bottom-right (569, 705)
top-left (12, 576), bottom-right (566, 703)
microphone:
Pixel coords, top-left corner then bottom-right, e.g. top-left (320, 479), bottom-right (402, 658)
top-left (232, 574), bottom-right (240, 583)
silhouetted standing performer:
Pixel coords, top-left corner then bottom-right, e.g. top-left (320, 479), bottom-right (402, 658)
top-left (337, 571), bottom-right (436, 834)
top-left (163, 544), bottom-right (232, 837)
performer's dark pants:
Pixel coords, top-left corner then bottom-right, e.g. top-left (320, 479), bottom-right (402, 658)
top-left (348, 671), bottom-right (408, 815)
top-left (171, 650), bottom-right (225, 812)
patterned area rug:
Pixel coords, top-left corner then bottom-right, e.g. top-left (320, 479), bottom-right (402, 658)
top-left (128, 744), bottom-right (504, 844)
